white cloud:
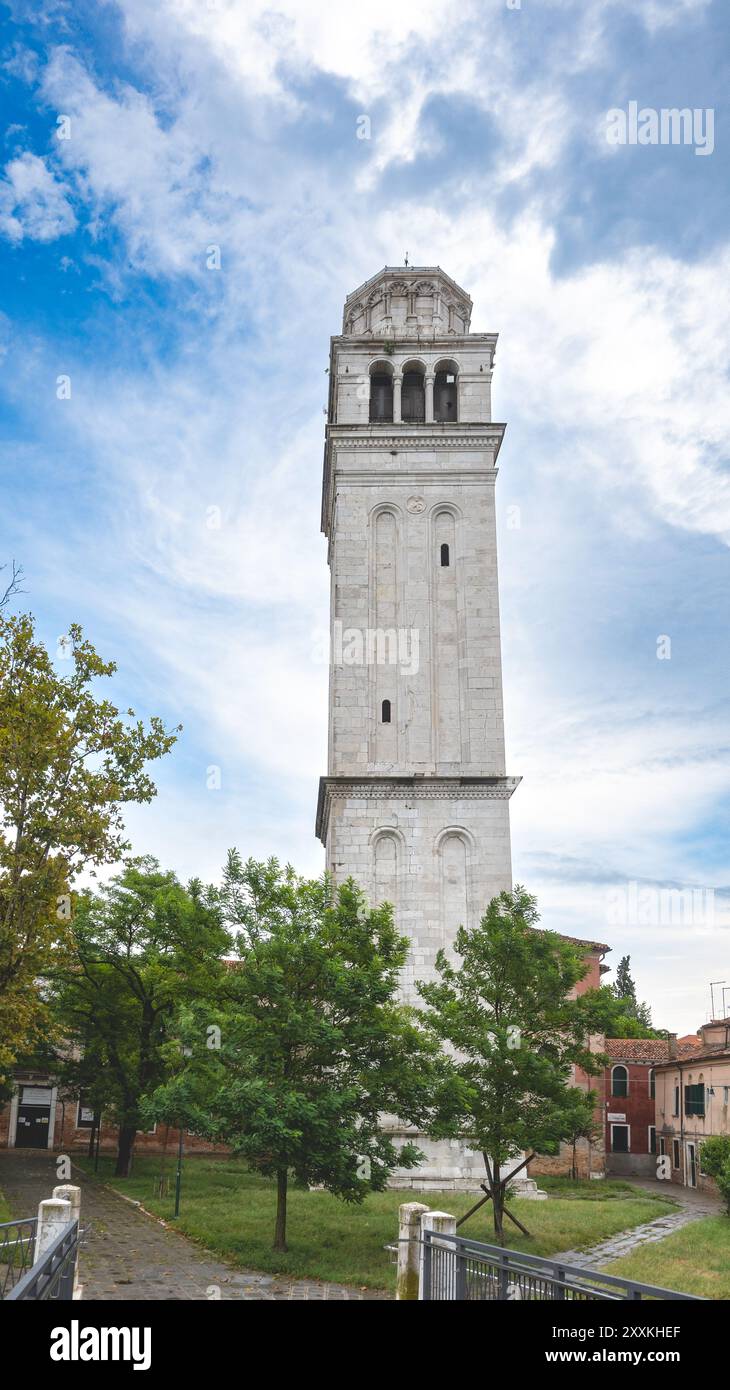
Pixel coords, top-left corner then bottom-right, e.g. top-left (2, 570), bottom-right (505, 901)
top-left (0, 151), bottom-right (76, 243)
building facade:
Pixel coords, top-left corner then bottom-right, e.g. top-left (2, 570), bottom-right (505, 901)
top-left (603, 1039), bottom-right (669, 1176)
top-left (654, 1020), bottom-right (730, 1193)
top-left (0, 1066), bottom-right (222, 1158)
top-left (316, 266), bottom-right (518, 1186)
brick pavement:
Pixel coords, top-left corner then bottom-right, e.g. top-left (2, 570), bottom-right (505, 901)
top-left (0, 1149), bottom-right (388, 1301)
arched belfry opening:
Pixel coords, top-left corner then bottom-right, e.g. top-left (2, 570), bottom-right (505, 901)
top-left (401, 363), bottom-right (425, 422)
top-left (369, 362), bottom-right (394, 423)
top-left (434, 360), bottom-right (458, 422)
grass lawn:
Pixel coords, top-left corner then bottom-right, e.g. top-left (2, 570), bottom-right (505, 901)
top-left (74, 1155), bottom-right (678, 1292)
top-left (602, 1214), bottom-right (730, 1299)
top-left (0, 1188), bottom-right (10, 1223)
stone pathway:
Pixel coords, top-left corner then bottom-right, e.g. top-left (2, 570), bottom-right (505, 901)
top-left (548, 1177), bottom-right (721, 1272)
top-left (0, 1150), bottom-right (387, 1301)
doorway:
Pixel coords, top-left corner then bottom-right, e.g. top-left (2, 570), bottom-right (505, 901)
top-left (14, 1086), bottom-right (53, 1149)
top-left (686, 1141), bottom-right (697, 1188)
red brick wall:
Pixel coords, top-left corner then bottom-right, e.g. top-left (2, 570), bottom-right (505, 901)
top-left (605, 1061), bottom-right (656, 1156)
top-left (0, 1090), bottom-right (226, 1157)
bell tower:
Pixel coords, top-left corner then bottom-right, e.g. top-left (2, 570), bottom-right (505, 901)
top-left (316, 266), bottom-right (520, 1186)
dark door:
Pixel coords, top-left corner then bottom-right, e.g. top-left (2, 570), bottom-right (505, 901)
top-left (15, 1104), bottom-right (51, 1148)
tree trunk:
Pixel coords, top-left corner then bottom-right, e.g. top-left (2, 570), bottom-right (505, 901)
top-left (572, 1140), bottom-right (577, 1181)
top-left (274, 1168), bottom-right (288, 1251)
top-left (115, 1125), bottom-right (137, 1178)
top-left (485, 1154), bottom-right (504, 1245)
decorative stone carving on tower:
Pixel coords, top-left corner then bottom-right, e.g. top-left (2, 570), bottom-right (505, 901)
top-left (316, 265), bottom-right (520, 1189)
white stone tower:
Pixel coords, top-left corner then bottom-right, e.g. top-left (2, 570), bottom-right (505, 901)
top-left (316, 267), bottom-right (520, 1187)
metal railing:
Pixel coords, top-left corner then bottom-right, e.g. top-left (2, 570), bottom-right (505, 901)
top-left (422, 1230), bottom-right (702, 1301)
top-left (5, 1219), bottom-right (79, 1302)
top-left (0, 1218), bottom-right (38, 1298)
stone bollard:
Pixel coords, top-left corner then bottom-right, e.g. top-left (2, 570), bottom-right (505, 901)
top-left (34, 1197), bottom-right (72, 1266)
top-left (53, 1184), bottom-right (82, 1298)
top-left (419, 1210), bottom-right (457, 1300)
top-left (396, 1202), bottom-right (429, 1301)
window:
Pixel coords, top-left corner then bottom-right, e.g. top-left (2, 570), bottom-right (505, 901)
top-left (684, 1083), bottom-right (705, 1117)
top-left (649, 1068), bottom-right (655, 1100)
top-left (611, 1064), bottom-right (628, 1098)
top-left (381, 699), bottom-right (391, 723)
top-left (434, 369), bottom-right (458, 422)
top-left (611, 1124), bottom-right (629, 1154)
top-left (659, 1136), bottom-right (666, 1157)
top-left (673, 1084), bottom-right (679, 1116)
top-left (369, 372), bottom-right (393, 423)
top-left (648, 1125), bottom-right (656, 1155)
top-left (76, 1095), bottom-right (95, 1130)
top-left (672, 1139), bottom-right (680, 1169)
top-left (440, 543), bottom-right (450, 567)
top-left (401, 370), bottom-right (425, 422)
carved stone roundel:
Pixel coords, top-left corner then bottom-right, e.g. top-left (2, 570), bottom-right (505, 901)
top-left (407, 496), bottom-right (426, 514)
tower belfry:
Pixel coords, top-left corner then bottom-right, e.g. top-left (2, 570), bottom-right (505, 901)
top-left (316, 266), bottom-right (520, 1186)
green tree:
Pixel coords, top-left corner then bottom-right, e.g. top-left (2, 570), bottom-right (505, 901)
top-left (0, 612), bottom-right (179, 1081)
top-left (151, 855), bottom-right (443, 1251)
top-left (417, 887), bottom-right (604, 1243)
top-left (50, 858), bottom-right (230, 1176)
top-left (698, 1136), bottom-right (730, 1215)
top-left (614, 954), bottom-right (636, 1003)
top-left (561, 1089), bottom-right (602, 1180)
top-left (606, 954), bottom-right (658, 1035)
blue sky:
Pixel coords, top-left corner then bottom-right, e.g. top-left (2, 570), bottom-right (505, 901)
top-left (0, 0), bottom-right (728, 1031)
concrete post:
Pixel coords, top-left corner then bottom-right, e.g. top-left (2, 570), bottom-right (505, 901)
top-left (419, 1209), bottom-right (457, 1300)
top-left (53, 1184), bottom-right (82, 1298)
top-left (395, 1202), bottom-right (428, 1301)
top-left (34, 1197), bottom-right (72, 1265)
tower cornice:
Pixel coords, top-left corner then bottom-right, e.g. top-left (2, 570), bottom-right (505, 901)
top-left (316, 775), bottom-right (522, 845)
top-left (320, 424), bottom-right (506, 537)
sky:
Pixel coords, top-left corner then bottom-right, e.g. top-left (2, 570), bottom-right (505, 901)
top-left (0, 0), bottom-right (728, 1033)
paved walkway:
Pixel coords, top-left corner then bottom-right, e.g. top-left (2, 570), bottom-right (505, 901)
top-left (0, 1150), bottom-right (386, 1301)
top-left (549, 1176), bottom-right (721, 1272)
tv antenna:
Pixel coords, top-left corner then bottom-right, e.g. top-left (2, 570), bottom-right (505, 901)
top-left (710, 979), bottom-right (726, 1019)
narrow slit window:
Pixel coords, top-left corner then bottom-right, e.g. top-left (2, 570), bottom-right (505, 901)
top-left (440, 543), bottom-right (450, 567)
top-left (381, 699), bottom-right (391, 723)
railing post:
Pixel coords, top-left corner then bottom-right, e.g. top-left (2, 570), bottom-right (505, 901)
top-left (53, 1184), bottom-right (81, 1298)
top-left (419, 1210), bottom-right (456, 1301)
top-left (34, 1198), bottom-right (71, 1267)
top-left (396, 1202), bottom-right (428, 1302)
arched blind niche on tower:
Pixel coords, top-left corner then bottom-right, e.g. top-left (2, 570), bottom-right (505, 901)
top-left (438, 830), bottom-right (469, 951)
top-left (372, 507), bottom-right (399, 765)
top-left (432, 509), bottom-right (461, 766)
top-left (373, 831), bottom-right (399, 910)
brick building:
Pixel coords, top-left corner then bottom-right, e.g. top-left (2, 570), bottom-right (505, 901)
top-left (529, 934), bottom-right (610, 1180)
top-left (604, 1036), bottom-right (700, 1176)
top-left (0, 1065), bottom-right (223, 1159)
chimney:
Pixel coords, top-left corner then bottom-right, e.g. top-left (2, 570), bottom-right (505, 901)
top-left (668, 1033), bottom-right (678, 1059)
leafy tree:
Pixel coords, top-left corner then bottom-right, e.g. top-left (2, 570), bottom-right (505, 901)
top-left (0, 613), bottom-right (179, 1081)
top-left (561, 1089), bottom-right (602, 1180)
top-left (698, 1136), bottom-right (730, 1215)
top-left (605, 954), bottom-right (658, 1035)
top-left (417, 887), bottom-right (604, 1243)
top-left (151, 856), bottom-right (444, 1251)
top-left (614, 954), bottom-right (637, 1003)
top-left (50, 859), bottom-right (230, 1176)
